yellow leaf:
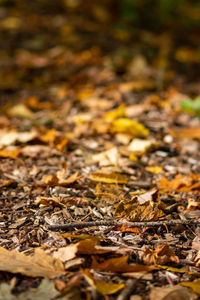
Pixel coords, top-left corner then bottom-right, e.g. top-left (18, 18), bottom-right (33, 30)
top-left (111, 118), bottom-right (149, 137)
top-left (181, 279), bottom-right (200, 295)
top-left (83, 269), bottom-right (124, 295)
top-left (157, 265), bottom-right (196, 275)
top-left (104, 104), bottom-right (126, 121)
top-left (146, 166), bottom-right (163, 174)
top-left (7, 103), bottom-right (34, 119)
top-left (89, 172), bottom-right (128, 184)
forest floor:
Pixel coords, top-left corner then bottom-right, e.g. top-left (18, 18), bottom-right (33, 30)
top-left (0, 2), bottom-right (200, 299)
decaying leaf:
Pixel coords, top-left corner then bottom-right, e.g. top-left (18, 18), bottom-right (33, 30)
top-left (92, 255), bottom-right (155, 273)
top-left (82, 268), bottom-right (125, 295)
top-left (159, 174), bottom-right (200, 193)
top-left (89, 171), bottom-right (128, 184)
top-left (110, 118), bottom-right (149, 137)
top-left (149, 285), bottom-right (193, 300)
top-left (143, 243), bottom-right (179, 265)
top-left (0, 247), bottom-right (65, 278)
top-left (115, 190), bottom-right (165, 221)
top-left (41, 166), bottom-right (82, 187)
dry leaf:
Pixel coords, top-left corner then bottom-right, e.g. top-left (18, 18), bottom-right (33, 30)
top-left (104, 104), bottom-right (126, 121)
top-left (111, 118), bottom-right (149, 137)
top-left (143, 244), bottom-right (179, 265)
top-left (0, 147), bottom-right (19, 159)
top-left (181, 280), bottom-right (200, 296)
top-left (0, 247), bottom-right (65, 278)
top-left (89, 171), bottom-right (128, 184)
top-left (0, 130), bottom-right (38, 146)
top-left (146, 166), bottom-right (163, 174)
top-left (149, 285), bottom-right (193, 300)
top-left (7, 103), bottom-right (34, 119)
top-left (92, 147), bottom-right (120, 166)
top-left (92, 255), bottom-right (155, 273)
top-left (170, 127), bottom-right (200, 139)
top-left (115, 191), bottom-right (165, 222)
top-left (187, 198), bottom-right (200, 210)
top-left (41, 167), bottom-right (82, 187)
top-left (159, 174), bottom-right (200, 193)
top-left (82, 268), bottom-right (125, 295)
top-left (53, 239), bottom-right (113, 262)
top-left (128, 138), bottom-right (156, 153)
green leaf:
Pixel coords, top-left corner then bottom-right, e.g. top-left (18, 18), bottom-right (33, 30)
top-left (181, 97), bottom-right (200, 118)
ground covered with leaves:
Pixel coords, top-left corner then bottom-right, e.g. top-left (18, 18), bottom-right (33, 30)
top-left (0, 1), bottom-right (200, 299)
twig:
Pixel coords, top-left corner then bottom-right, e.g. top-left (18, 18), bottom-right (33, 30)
top-left (48, 219), bottom-right (200, 231)
top-left (116, 279), bottom-right (137, 300)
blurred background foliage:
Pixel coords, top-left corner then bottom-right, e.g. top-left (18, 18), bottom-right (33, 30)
top-left (1, 0), bottom-right (200, 32)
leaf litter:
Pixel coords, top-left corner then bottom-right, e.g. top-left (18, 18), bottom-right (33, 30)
top-left (0, 1), bottom-right (200, 299)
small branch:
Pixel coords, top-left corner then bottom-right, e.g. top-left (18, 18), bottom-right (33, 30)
top-left (48, 219), bottom-right (200, 231)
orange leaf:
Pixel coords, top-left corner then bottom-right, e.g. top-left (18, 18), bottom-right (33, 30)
top-left (92, 255), bottom-right (155, 273)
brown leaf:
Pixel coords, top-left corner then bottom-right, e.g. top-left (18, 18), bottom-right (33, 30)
top-left (53, 239), bottom-right (113, 262)
top-left (92, 255), bottom-right (155, 273)
top-left (115, 193), bottom-right (165, 222)
top-left (149, 285), bottom-right (193, 300)
top-left (0, 247), bottom-right (65, 278)
top-left (143, 243), bottom-right (179, 265)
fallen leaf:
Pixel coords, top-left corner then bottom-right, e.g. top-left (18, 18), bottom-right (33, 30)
top-left (115, 191), bottom-right (165, 222)
top-left (128, 138), bottom-right (156, 153)
top-left (110, 118), bottom-right (149, 137)
top-left (104, 104), bottom-right (126, 121)
top-left (187, 198), bottom-right (200, 210)
top-left (170, 127), bottom-right (200, 139)
top-left (146, 166), bottom-right (163, 174)
top-left (92, 147), bottom-right (120, 166)
top-left (149, 285), bottom-right (193, 300)
top-left (41, 166), bottom-right (82, 187)
top-left (82, 268), bottom-right (125, 295)
top-left (92, 255), bottom-right (155, 273)
top-left (0, 147), bottom-right (19, 159)
top-left (181, 280), bottom-right (200, 295)
top-left (0, 130), bottom-right (38, 146)
top-left (89, 171), bottom-right (128, 184)
top-left (7, 103), bottom-right (34, 119)
top-left (143, 243), bottom-right (179, 265)
top-left (159, 174), bottom-right (200, 193)
top-left (0, 247), bottom-right (65, 278)
top-left (157, 265), bottom-right (196, 275)
top-left (53, 239), bottom-right (114, 262)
